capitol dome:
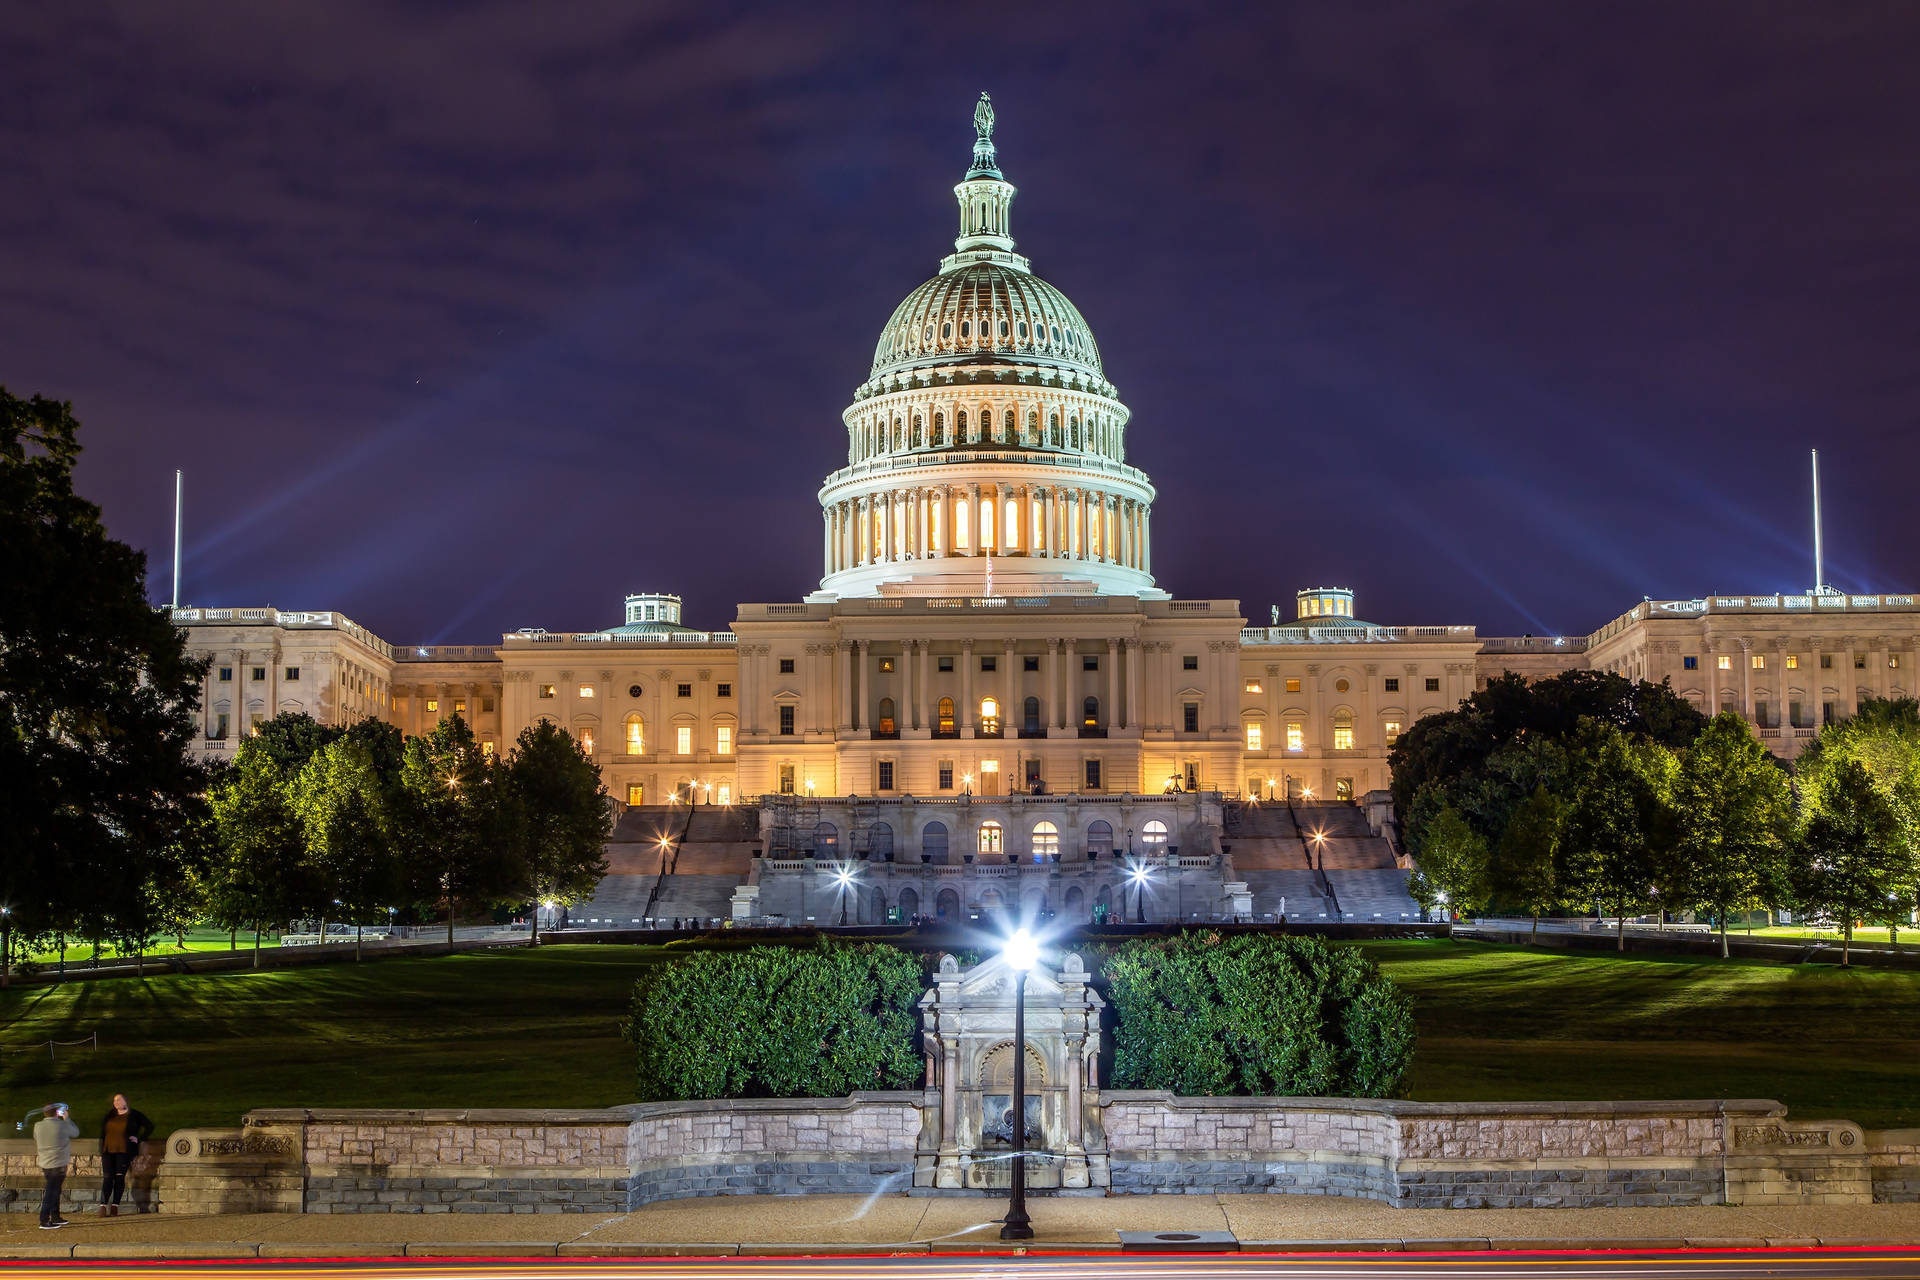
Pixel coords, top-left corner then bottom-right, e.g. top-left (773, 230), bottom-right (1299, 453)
top-left (870, 262), bottom-right (1104, 384)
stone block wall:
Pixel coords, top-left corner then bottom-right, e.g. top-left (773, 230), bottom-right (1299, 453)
top-left (1866, 1129), bottom-right (1920, 1203)
top-left (626, 1095), bottom-right (923, 1205)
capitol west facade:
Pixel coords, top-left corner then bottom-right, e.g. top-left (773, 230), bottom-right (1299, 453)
top-left (172, 100), bottom-right (1920, 914)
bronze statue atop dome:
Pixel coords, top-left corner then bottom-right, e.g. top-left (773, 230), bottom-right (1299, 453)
top-left (974, 92), bottom-right (995, 142)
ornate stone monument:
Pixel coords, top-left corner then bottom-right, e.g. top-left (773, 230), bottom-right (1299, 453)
top-left (915, 949), bottom-right (1109, 1192)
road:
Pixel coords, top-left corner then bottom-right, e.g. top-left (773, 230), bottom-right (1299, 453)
top-left (5, 1251), bottom-right (1920, 1279)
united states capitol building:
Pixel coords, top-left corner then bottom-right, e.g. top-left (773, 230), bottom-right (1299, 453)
top-left (172, 98), bottom-right (1920, 926)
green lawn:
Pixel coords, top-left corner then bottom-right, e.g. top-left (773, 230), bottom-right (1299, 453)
top-left (4, 938), bottom-right (1917, 1134)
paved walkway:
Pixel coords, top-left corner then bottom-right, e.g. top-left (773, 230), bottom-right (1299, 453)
top-left (2, 1196), bottom-right (1918, 1257)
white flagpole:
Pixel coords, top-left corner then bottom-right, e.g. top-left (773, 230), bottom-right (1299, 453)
top-left (171, 468), bottom-right (183, 609)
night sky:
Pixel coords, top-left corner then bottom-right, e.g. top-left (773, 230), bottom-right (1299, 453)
top-left (8, 3), bottom-right (1920, 644)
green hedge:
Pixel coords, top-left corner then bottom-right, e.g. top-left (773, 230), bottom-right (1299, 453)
top-left (1104, 933), bottom-right (1415, 1097)
top-left (620, 939), bottom-right (923, 1101)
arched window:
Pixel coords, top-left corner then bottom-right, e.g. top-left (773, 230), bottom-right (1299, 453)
top-left (878, 697), bottom-right (896, 736)
top-left (1142, 819), bottom-right (1170, 845)
top-left (1049, 413), bottom-right (1060, 446)
top-left (980, 697), bottom-right (1000, 735)
top-left (1087, 819), bottom-right (1113, 854)
top-left (978, 821), bottom-right (1004, 855)
top-left (955, 410), bottom-right (965, 441)
top-left (1333, 708), bottom-right (1355, 751)
top-left (1023, 696), bottom-right (1040, 734)
top-left (1071, 417), bottom-right (1082, 449)
top-left (1083, 696), bottom-right (1100, 728)
top-left (578, 729), bottom-right (595, 756)
top-left (1004, 409), bottom-right (1016, 440)
top-left (981, 499), bottom-right (994, 548)
top-left (956, 501), bottom-right (970, 549)
top-left (1004, 497), bottom-right (1019, 548)
top-left (625, 714), bottom-right (644, 755)
top-left (938, 697), bottom-right (956, 735)
top-left (1031, 821), bottom-right (1059, 861)
top-left (923, 821), bottom-right (949, 863)
top-left (1028, 411), bottom-right (1039, 444)
top-left (814, 821), bottom-right (839, 853)
top-left (868, 821), bottom-right (894, 859)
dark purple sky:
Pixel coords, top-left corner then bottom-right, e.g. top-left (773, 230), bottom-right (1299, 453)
top-left (8, 3), bottom-right (1920, 643)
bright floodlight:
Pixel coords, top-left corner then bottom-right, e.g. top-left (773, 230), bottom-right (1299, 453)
top-left (1126, 862), bottom-right (1152, 886)
top-left (1312, 828), bottom-right (1327, 843)
top-left (1003, 928), bottom-right (1039, 972)
top-left (833, 864), bottom-right (857, 889)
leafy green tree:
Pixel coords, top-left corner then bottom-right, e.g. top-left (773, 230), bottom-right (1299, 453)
top-left (292, 736), bottom-right (402, 960)
top-left (206, 743), bottom-right (308, 965)
top-left (398, 716), bottom-right (515, 946)
top-left (1558, 722), bottom-right (1676, 949)
top-left (505, 720), bottom-right (612, 942)
top-left (1672, 713), bottom-right (1792, 957)
top-left (1491, 785), bottom-right (1561, 939)
top-left (0, 389), bottom-right (208, 977)
top-left (249, 712), bottom-right (344, 775)
top-left (622, 940), bottom-right (924, 1101)
top-left (1407, 805), bottom-right (1489, 918)
top-left (1791, 758), bottom-right (1911, 966)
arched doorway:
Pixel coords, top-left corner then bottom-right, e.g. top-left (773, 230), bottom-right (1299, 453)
top-left (1065, 885), bottom-right (1085, 920)
top-left (922, 821), bottom-right (949, 864)
top-left (868, 821), bottom-right (894, 860)
top-left (977, 821), bottom-right (1004, 856)
top-left (1023, 888), bottom-right (1048, 922)
top-left (898, 887), bottom-right (920, 921)
top-left (1087, 819), bottom-right (1113, 858)
top-left (1094, 884), bottom-right (1114, 924)
top-left (814, 822), bottom-right (839, 856)
top-left (869, 886), bottom-right (886, 925)
top-left (935, 888), bottom-right (960, 921)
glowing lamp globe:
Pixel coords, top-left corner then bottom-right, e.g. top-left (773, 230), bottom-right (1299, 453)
top-left (1003, 928), bottom-right (1039, 972)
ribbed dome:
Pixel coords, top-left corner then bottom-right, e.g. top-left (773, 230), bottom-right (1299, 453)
top-left (870, 262), bottom-right (1103, 382)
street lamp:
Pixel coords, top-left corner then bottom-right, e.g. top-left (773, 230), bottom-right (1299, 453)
top-left (834, 863), bottom-right (859, 927)
top-left (999, 927), bottom-right (1039, 1241)
top-left (1127, 860), bottom-right (1152, 924)
top-left (1310, 828), bottom-right (1327, 869)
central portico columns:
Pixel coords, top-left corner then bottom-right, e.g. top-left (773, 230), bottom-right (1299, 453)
top-left (961, 640), bottom-right (976, 733)
top-left (1047, 639), bottom-right (1062, 728)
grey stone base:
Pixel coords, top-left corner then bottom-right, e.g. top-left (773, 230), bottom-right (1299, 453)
top-left (1872, 1172), bottom-right (1920, 1203)
top-left (1110, 1160), bottom-right (1392, 1200)
top-left (305, 1175), bottom-right (628, 1214)
top-left (1393, 1168), bottom-right (1722, 1209)
top-left (630, 1161), bottom-right (916, 1207)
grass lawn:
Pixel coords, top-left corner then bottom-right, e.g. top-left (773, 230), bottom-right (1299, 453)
top-left (3, 938), bottom-right (1917, 1133)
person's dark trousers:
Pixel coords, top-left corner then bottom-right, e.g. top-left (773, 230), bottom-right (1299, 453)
top-left (40, 1168), bottom-right (66, 1224)
top-left (102, 1152), bottom-right (134, 1207)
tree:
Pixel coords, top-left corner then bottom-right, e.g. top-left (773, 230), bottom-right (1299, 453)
top-left (1491, 786), bottom-right (1561, 939)
top-left (0, 389), bottom-right (207, 975)
top-left (292, 737), bottom-right (401, 960)
top-left (206, 744), bottom-right (308, 965)
top-left (1791, 759), bottom-right (1911, 966)
top-left (1672, 713), bottom-right (1792, 957)
top-left (398, 716), bottom-right (514, 947)
top-left (505, 720), bottom-right (612, 942)
top-left (1558, 722), bottom-right (1675, 949)
top-left (1407, 804), bottom-right (1489, 919)
top-left (249, 712), bottom-right (343, 776)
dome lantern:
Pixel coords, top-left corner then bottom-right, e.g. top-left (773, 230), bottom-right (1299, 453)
top-left (951, 92), bottom-right (1018, 263)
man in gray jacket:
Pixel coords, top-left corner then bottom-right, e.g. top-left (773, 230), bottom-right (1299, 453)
top-left (34, 1103), bottom-right (78, 1229)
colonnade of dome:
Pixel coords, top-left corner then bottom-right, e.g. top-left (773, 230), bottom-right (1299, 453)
top-left (822, 481), bottom-right (1152, 574)
top-left (846, 390), bottom-right (1126, 465)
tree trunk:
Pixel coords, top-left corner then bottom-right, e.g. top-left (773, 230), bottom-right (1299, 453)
top-left (1530, 913), bottom-right (1540, 943)
top-left (447, 903), bottom-right (455, 951)
top-left (1720, 914), bottom-right (1730, 960)
top-left (355, 923), bottom-right (363, 963)
top-left (58, 935), bottom-right (65, 982)
top-left (1842, 918), bottom-right (1852, 967)
top-left (318, 916), bottom-right (326, 951)
top-left (1617, 902), bottom-right (1626, 951)
top-left (1, 917), bottom-right (10, 987)
top-left (135, 947), bottom-right (144, 977)
top-left (531, 903), bottom-right (541, 946)
top-left (230, 928), bottom-right (237, 952)
top-left (252, 924), bottom-right (262, 969)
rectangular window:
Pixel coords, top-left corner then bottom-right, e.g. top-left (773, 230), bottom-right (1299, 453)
top-left (1024, 656), bottom-right (1040, 672)
top-left (1334, 723), bottom-right (1354, 750)
top-left (426, 699), bottom-right (440, 713)
top-left (1183, 702), bottom-right (1199, 733)
top-left (250, 666), bottom-right (265, 682)
top-left (285, 666), bottom-right (300, 681)
top-left (626, 783), bottom-right (645, 806)
top-left (480, 740), bottom-right (495, 759)
top-left (1245, 722), bottom-right (1263, 751)
top-left (1084, 655), bottom-right (1100, 671)
top-left (1185, 761), bottom-right (1200, 792)
top-left (1823, 701), bottom-right (1837, 725)
top-left (1721, 699), bottom-right (1737, 717)
top-left (1682, 656), bottom-right (1698, 670)
top-left (1786, 655), bottom-right (1799, 669)
top-left (538, 684), bottom-right (555, 699)
top-left (1383, 677), bottom-right (1399, 692)
top-left (675, 726), bottom-right (692, 755)
top-left (214, 712), bottom-right (229, 740)
top-left (1244, 679), bottom-right (1262, 693)
top-left (1285, 678), bottom-right (1301, 693)
top-left (482, 697), bottom-right (495, 713)
top-left (1182, 655), bottom-right (1198, 671)
top-left (1084, 758), bottom-right (1102, 790)
top-left (938, 760), bottom-right (954, 790)
top-left (1789, 700), bottom-right (1805, 728)
top-left (249, 713), bottom-right (263, 736)
top-left (1893, 656), bottom-right (1903, 669)
top-left (1286, 721), bottom-right (1303, 752)
top-left (879, 658), bottom-right (895, 673)
top-left (1718, 655), bottom-right (1733, 670)
top-left (677, 683), bottom-right (692, 698)
top-left (938, 656), bottom-right (954, 672)
top-left (981, 656), bottom-right (997, 672)
top-left (1821, 654), bottom-right (1834, 669)
top-left (877, 760), bottom-right (894, 791)
top-left (778, 705), bottom-right (795, 735)
top-left (578, 684), bottom-right (595, 697)
top-left (779, 764), bottom-right (795, 795)
top-left (1751, 655), bottom-right (1765, 670)
top-left (453, 699), bottom-right (467, 715)
top-left (1384, 720), bottom-right (1402, 745)
top-left (717, 784), bottom-right (731, 805)
top-left (779, 658), bottom-right (795, 674)
top-left (716, 726), bottom-right (733, 755)
top-left (1856, 654), bottom-right (1867, 669)
top-left (1754, 700), bottom-right (1769, 728)
top-left (716, 682), bottom-right (732, 698)
top-left (218, 666), bottom-right (232, 682)
top-left (1424, 677), bottom-right (1440, 692)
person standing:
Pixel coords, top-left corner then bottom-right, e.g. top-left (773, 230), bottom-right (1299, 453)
top-left (34, 1103), bottom-right (78, 1229)
top-left (97, 1094), bottom-right (154, 1216)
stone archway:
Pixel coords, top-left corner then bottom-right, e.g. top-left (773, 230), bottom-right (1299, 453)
top-left (899, 887), bottom-right (921, 921)
top-left (936, 888), bottom-right (960, 921)
top-left (1064, 885), bottom-right (1085, 920)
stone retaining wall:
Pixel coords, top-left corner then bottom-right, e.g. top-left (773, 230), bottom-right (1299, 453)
top-left (1868, 1130), bottom-right (1920, 1203)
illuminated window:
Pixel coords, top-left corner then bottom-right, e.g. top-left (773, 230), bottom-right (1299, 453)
top-left (625, 716), bottom-right (644, 754)
top-left (779, 765), bottom-right (795, 795)
top-left (980, 697), bottom-right (1000, 734)
top-left (1717, 655), bottom-right (1732, 670)
top-left (1892, 656), bottom-right (1903, 669)
top-left (1385, 720), bottom-right (1402, 745)
top-left (1785, 655), bottom-right (1799, 669)
top-left (956, 500), bottom-right (970, 549)
top-left (879, 658), bottom-right (895, 673)
top-left (937, 697), bottom-right (956, 735)
top-left (1335, 679), bottom-right (1349, 693)
top-left (1032, 821), bottom-right (1059, 859)
top-left (1751, 655), bottom-right (1766, 670)
top-left (249, 714), bottom-right (263, 735)
top-left (1287, 721), bottom-right (1304, 752)
top-left (1285, 678), bottom-right (1301, 693)
top-left (716, 726), bottom-right (733, 755)
top-left (939, 760), bottom-right (954, 790)
top-left (579, 684), bottom-right (595, 697)
top-left (981, 498), bottom-right (995, 548)
top-left (626, 783), bottom-right (645, 805)
top-left (1333, 710), bottom-right (1354, 750)
top-left (717, 784), bottom-right (731, 804)
top-left (579, 729), bottom-right (595, 755)
top-left (1245, 679), bottom-right (1263, 693)
top-left (1142, 819), bottom-right (1169, 845)
top-left (481, 740), bottom-right (496, 759)
top-left (676, 726), bottom-right (692, 755)
top-left (538, 684), bottom-right (555, 699)
top-left (1245, 722), bottom-right (1263, 751)
top-left (453, 699), bottom-right (467, 715)
top-left (214, 712), bottom-right (229, 740)
top-left (1004, 498), bottom-right (1019, 548)
top-left (978, 821), bottom-right (1003, 855)
top-left (878, 697), bottom-right (897, 735)
top-left (426, 699), bottom-right (439, 713)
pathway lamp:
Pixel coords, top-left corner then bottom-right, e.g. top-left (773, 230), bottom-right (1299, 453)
top-left (1310, 828), bottom-right (1327, 868)
top-left (1302, 785), bottom-right (1314, 800)
top-left (998, 927), bottom-right (1039, 1241)
top-left (1127, 860), bottom-right (1152, 924)
top-left (834, 863), bottom-right (860, 926)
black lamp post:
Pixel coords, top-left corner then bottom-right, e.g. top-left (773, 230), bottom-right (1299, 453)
top-left (1000, 928), bottom-right (1038, 1240)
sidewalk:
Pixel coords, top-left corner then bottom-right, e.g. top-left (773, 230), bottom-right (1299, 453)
top-left (2, 1195), bottom-right (1918, 1257)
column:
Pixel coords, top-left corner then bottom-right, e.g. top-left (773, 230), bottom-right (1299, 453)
top-left (1066, 1030), bottom-right (1084, 1143)
top-left (1125, 638), bottom-right (1140, 732)
top-left (1306, 664), bottom-right (1322, 756)
top-left (1740, 639), bottom-right (1755, 724)
top-left (969, 484), bottom-right (983, 556)
top-left (915, 489), bottom-right (927, 559)
top-left (854, 640), bottom-right (869, 732)
top-left (1106, 639), bottom-right (1119, 729)
top-left (839, 641), bottom-right (853, 730)
top-left (1046, 639), bottom-right (1060, 734)
top-left (961, 640), bottom-right (975, 732)
top-left (1840, 636), bottom-right (1858, 717)
top-left (1142, 507), bottom-right (1152, 576)
top-left (884, 492), bottom-right (896, 563)
top-left (911, 641), bottom-right (925, 731)
top-left (1119, 500), bottom-right (1131, 568)
top-left (1037, 489), bottom-right (1051, 557)
top-left (1361, 664), bottom-right (1377, 754)
top-left (1058, 639), bottom-right (1072, 729)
